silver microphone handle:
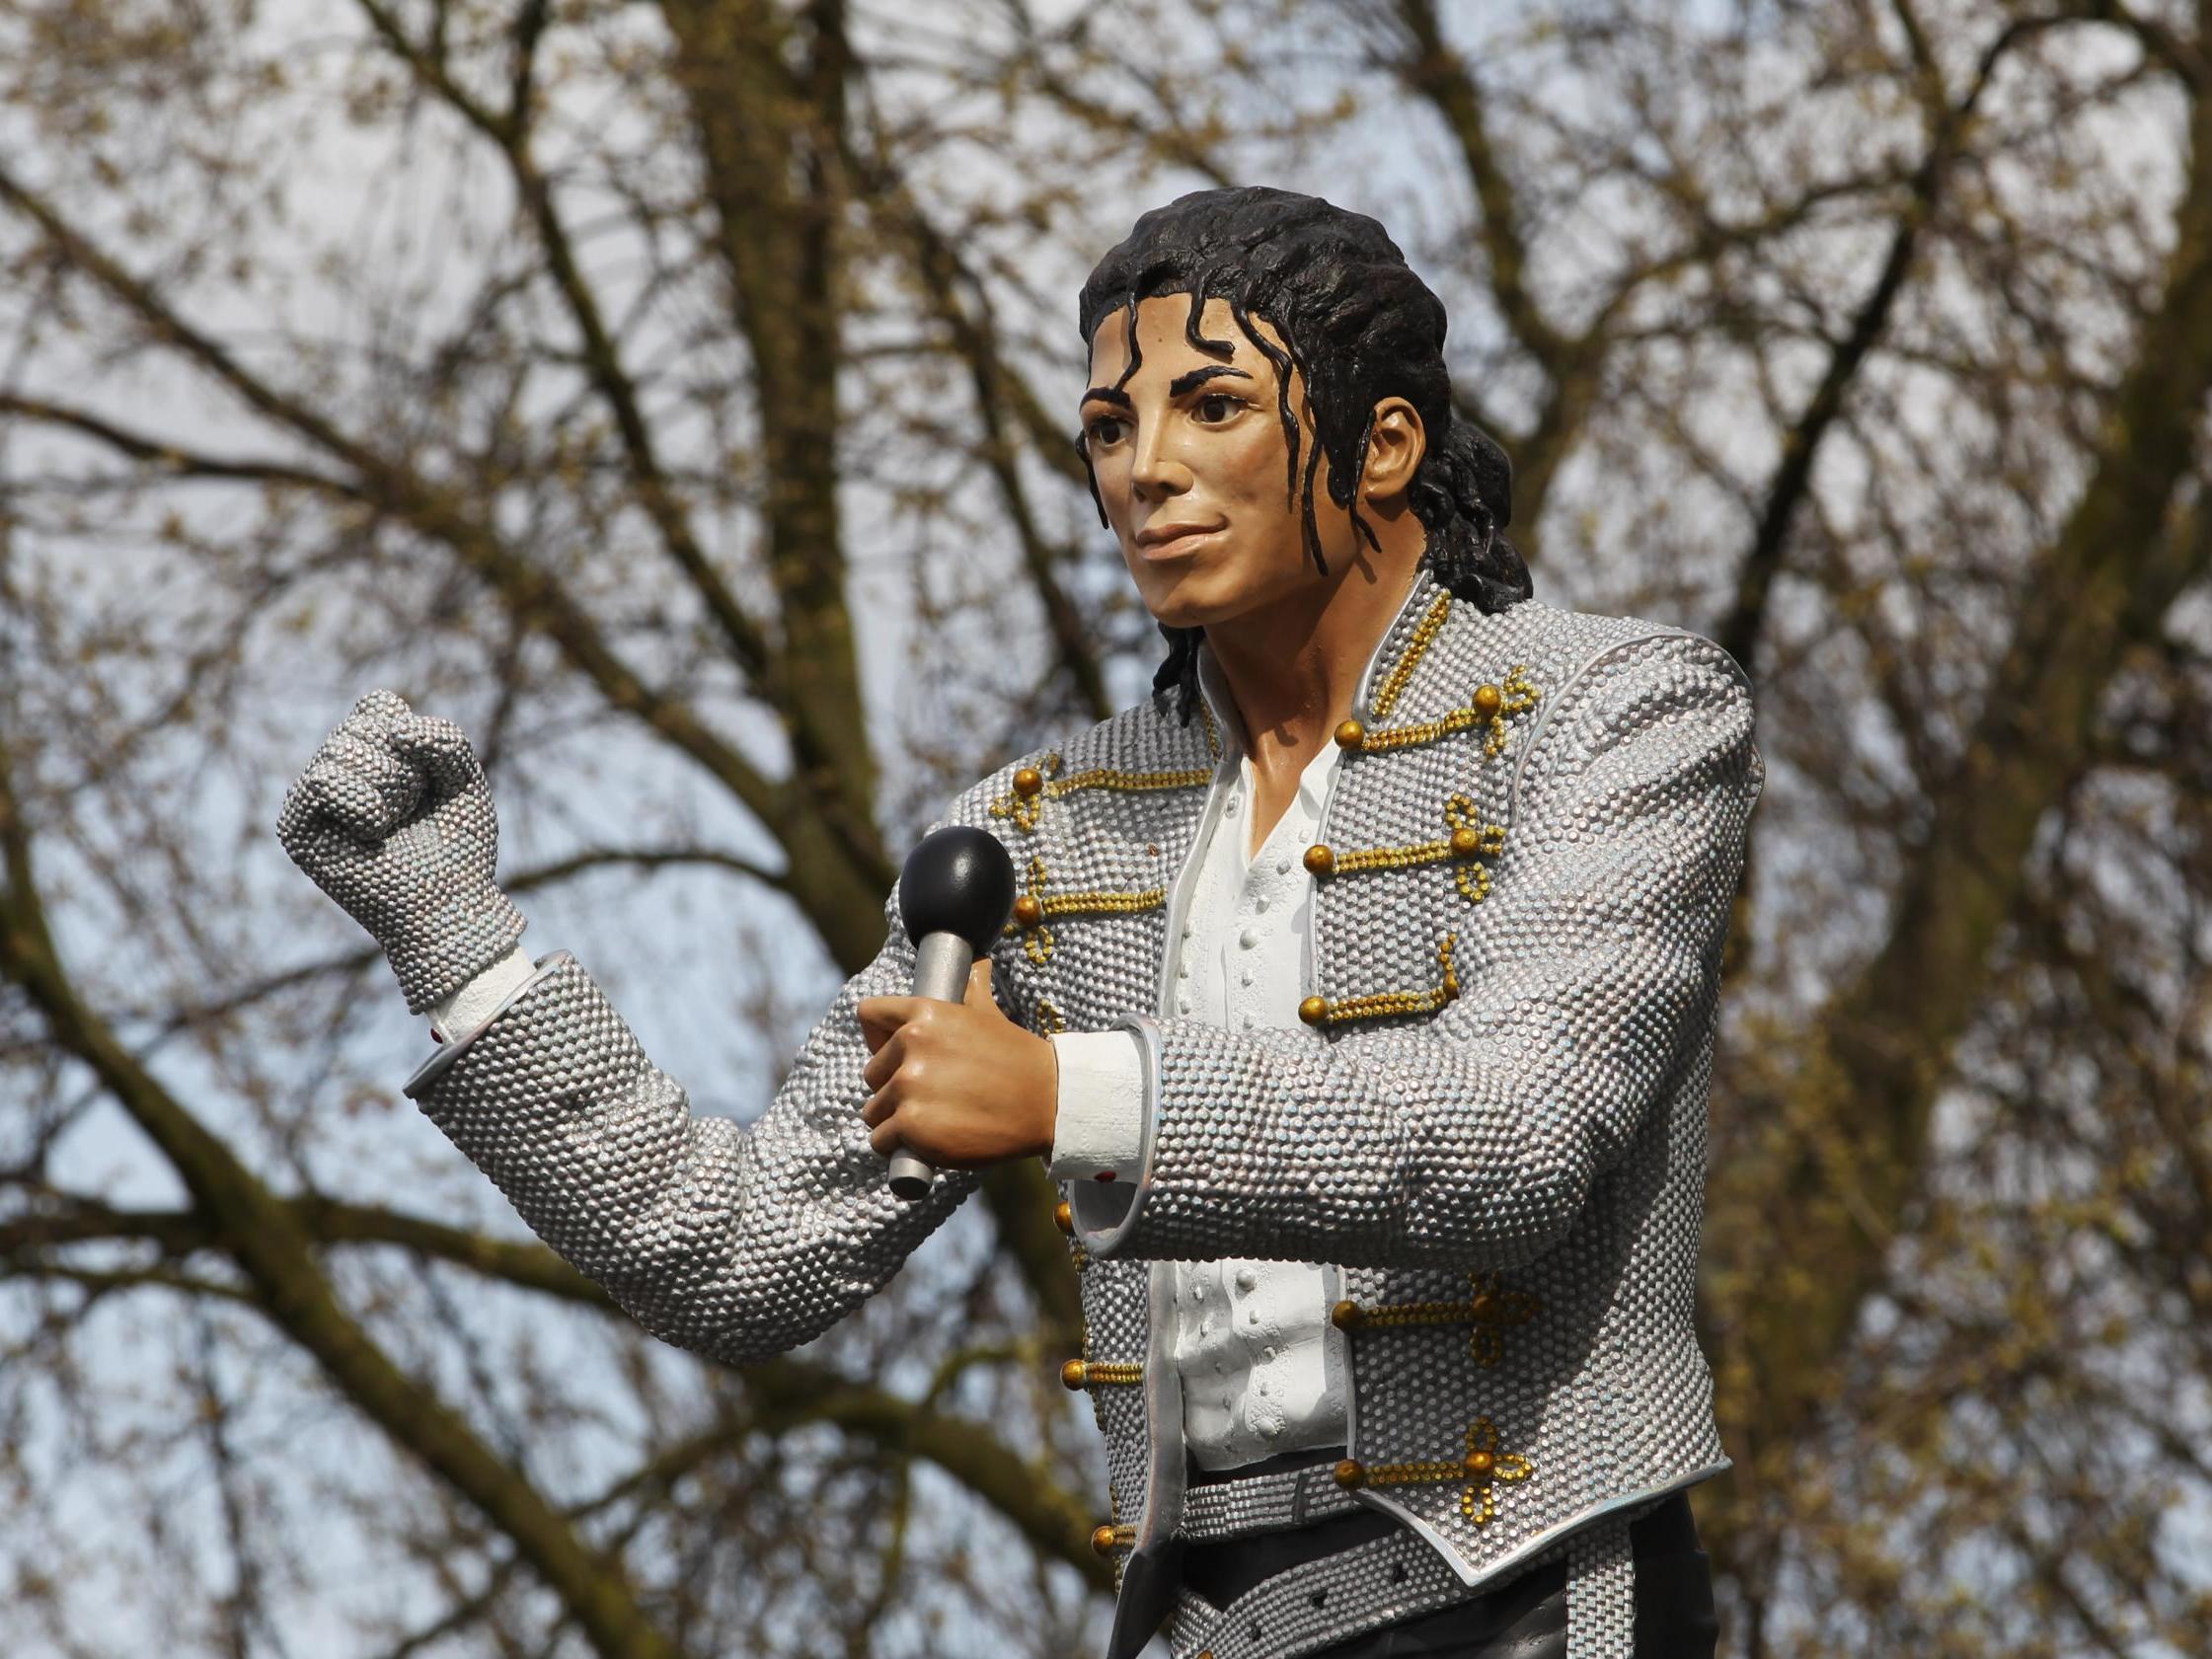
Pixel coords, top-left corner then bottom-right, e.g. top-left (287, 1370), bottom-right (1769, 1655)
top-left (886, 931), bottom-right (975, 1200)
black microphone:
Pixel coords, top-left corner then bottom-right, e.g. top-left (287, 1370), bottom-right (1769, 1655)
top-left (886, 826), bottom-right (1017, 1200)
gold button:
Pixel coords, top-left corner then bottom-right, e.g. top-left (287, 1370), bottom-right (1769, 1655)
top-left (1303, 844), bottom-right (1335, 877)
top-left (1091, 1524), bottom-right (1120, 1558)
top-left (1333, 718), bottom-right (1365, 750)
top-left (1298, 996), bottom-right (1329, 1027)
top-left (1061, 1360), bottom-right (1089, 1391)
top-left (1054, 1199), bottom-right (1074, 1237)
top-left (1333, 1459), bottom-right (1367, 1490)
top-left (1473, 683), bottom-right (1502, 717)
top-left (1470, 1291), bottom-right (1498, 1321)
top-left (1449, 826), bottom-right (1482, 860)
top-left (1330, 1299), bottom-right (1364, 1330)
top-left (1013, 766), bottom-right (1044, 798)
top-left (1464, 1449), bottom-right (1495, 1479)
top-left (1013, 894), bottom-right (1043, 929)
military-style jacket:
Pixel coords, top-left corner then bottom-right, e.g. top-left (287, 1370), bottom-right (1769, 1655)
top-left (406, 568), bottom-right (1763, 1659)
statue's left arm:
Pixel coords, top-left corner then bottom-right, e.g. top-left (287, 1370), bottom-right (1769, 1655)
top-left (1067, 630), bottom-right (1762, 1269)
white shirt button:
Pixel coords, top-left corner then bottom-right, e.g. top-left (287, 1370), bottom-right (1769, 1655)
top-left (1239, 927), bottom-right (1261, 948)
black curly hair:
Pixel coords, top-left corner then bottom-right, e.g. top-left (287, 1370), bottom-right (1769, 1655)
top-left (1076, 186), bottom-right (1532, 721)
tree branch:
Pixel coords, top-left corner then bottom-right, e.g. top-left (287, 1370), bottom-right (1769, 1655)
top-left (0, 733), bottom-right (685, 1659)
top-left (352, 0), bottom-right (777, 687)
top-left (1386, 0), bottom-right (1572, 372)
top-left (1715, 8), bottom-right (2059, 671)
top-left (0, 1187), bottom-right (1107, 1585)
top-left (1702, 50), bottom-right (2212, 1532)
top-left (0, 394), bottom-right (348, 490)
top-left (0, 158), bottom-right (898, 966)
top-left (852, 151), bottom-right (1111, 720)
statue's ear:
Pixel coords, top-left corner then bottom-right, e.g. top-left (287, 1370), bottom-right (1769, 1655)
top-left (1363, 397), bottom-right (1427, 501)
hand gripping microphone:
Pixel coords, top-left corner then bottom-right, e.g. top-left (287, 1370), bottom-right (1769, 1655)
top-left (886, 825), bottom-right (1017, 1200)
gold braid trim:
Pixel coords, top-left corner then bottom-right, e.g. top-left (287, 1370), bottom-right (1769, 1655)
top-left (1322, 794), bottom-right (1507, 905)
top-left (1033, 999), bottom-right (1067, 1036)
top-left (1362, 1417), bottom-right (1533, 1527)
top-left (1305, 933), bottom-right (1460, 1026)
top-left (1079, 1363), bottom-right (1144, 1388)
top-left (1041, 888), bottom-right (1167, 916)
top-left (1343, 1300), bottom-right (1470, 1328)
top-left (1333, 1272), bottom-right (1541, 1368)
top-left (990, 745), bottom-right (1214, 834)
top-left (1369, 591), bottom-right (1453, 719)
top-left (1055, 765), bottom-right (1213, 796)
top-left (1355, 664), bottom-right (1541, 757)
top-left (1102, 1489), bottom-right (1128, 1583)
top-left (1332, 841), bottom-right (1455, 875)
top-left (988, 757), bottom-right (1056, 833)
top-left (1010, 855), bottom-right (1165, 964)
top-left (1364, 1459), bottom-right (1465, 1486)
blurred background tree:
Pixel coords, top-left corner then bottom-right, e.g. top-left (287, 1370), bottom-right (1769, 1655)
top-left (1, 0), bottom-right (2207, 1654)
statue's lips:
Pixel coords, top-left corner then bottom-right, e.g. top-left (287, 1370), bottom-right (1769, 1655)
top-left (1135, 525), bottom-right (1225, 559)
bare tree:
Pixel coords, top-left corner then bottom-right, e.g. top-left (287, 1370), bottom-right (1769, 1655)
top-left (0, 2), bottom-right (2205, 1655)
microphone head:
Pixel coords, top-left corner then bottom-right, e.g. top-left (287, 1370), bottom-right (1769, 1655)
top-left (898, 826), bottom-right (1017, 952)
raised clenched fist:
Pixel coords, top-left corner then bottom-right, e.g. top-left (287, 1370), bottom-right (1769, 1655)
top-left (276, 689), bottom-right (525, 1014)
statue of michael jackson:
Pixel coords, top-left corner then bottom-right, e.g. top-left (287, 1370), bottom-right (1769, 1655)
top-left (279, 187), bottom-right (1762, 1659)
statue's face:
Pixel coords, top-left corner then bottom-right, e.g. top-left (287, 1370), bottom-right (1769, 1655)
top-left (1082, 296), bottom-right (1361, 632)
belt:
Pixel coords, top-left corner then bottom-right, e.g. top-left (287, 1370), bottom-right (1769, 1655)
top-left (1182, 1448), bottom-right (1366, 1543)
top-left (1177, 1486), bottom-right (1708, 1654)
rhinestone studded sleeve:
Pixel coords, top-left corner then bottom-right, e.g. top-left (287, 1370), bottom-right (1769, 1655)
top-left (1092, 631), bottom-right (1762, 1271)
top-left (407, 780), bottom-right (1032, 1366)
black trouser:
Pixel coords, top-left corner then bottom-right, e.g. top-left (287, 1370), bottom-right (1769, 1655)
top-left (1182, 1486), bottom-right (1716, 1658)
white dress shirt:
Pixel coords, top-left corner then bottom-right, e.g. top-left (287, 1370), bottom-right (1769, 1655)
top-left (1048, 739), bottom-right (1351, 1471)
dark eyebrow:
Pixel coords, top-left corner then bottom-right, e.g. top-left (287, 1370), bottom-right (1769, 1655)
top-left (1081, 386), bottom-right (1132, 411)
top-left (1169, 365), bottom-right (1255, 398)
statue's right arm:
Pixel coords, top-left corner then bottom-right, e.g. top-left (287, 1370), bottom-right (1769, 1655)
top-left (406, 916), bottom-right (976, 1366)
top-left (276, 691), bottom-right (980, 1367)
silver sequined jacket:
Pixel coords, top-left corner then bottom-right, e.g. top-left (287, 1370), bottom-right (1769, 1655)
top-left (403, 569), bottom-right (1763, 1657)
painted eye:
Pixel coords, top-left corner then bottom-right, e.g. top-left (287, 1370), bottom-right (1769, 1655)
top-left (1195, 393), bottom-right (1239, 423)
top-left (1087, 416), bottom-right (1127, 446)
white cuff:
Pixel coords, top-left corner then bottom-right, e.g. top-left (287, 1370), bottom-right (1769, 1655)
top-left (1045, 1030), bottom-right (1147, 1181)
top-left (429, 943), bottom-right (537, 1043)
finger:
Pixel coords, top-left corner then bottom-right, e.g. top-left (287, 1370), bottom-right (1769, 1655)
top-left (274, 771), bottom-right (333, 855)
top-left (336, 688), bottom-right (413, 746)
top-left (302, 746), bottom-right (420, 845)
top-left (856, 995), bottom-right (921, 1051)
top-left (328, 732), bottom-right (423, 830)
top-left (963, 956), bottom-right (996, 1008)
top-left (861, 1029), bottom-right (904, 1094)
top-left (867, 1104), bottom-right (902, 1159)
top-left (388, 712), bottom-right (483, 800)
